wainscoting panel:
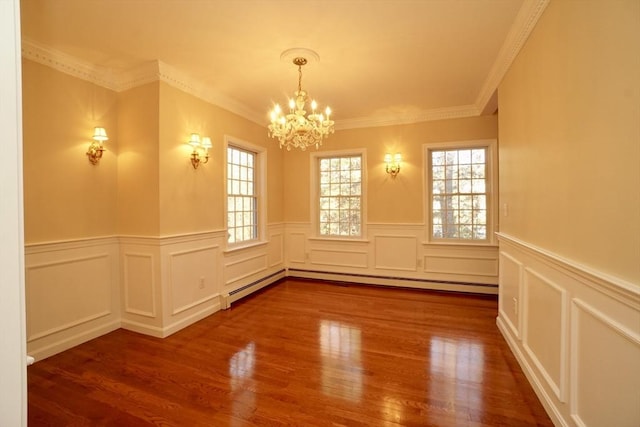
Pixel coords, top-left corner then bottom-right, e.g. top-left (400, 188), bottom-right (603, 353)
top-left (498, 250), bottom-right (523, 338)
top-left (310, 248), bottom-right (368, 268)
top-left (25, 237), bottom-right (120, 361)
top-left (27, 254), bottom-right (112, 340)
top-left (225, 251), bottom-right (268, 285)
top-left (123, 252), bottom-right (156, 318)
top-left (159, 232), bottom-right (225, 337)
top-left (220, 224), bottom-right (287, 306)
top-left (268, 227), bottom-right (284, 267)
top-left (421, 243), bottom-right (499, 287)
top-left (496, 233), bottom-right (640, 427)
top-left (374, 235), bottom-right (417, 271)
top-left (523, 268), bottom-right (567, 402)
top-left (285, 223), bottom-right (498, 294)
top-left (119, 237), bottom-right (162, 336)
top-left (169, 245), bottom-right (220, 315)
top-left (570, 299), bottom-right (640, 427)
top-left (287, 231), bottom-right (307, 264)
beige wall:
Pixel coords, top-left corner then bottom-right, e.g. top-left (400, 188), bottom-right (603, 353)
top-left (283, 115), bottom-right (498, 223)
top-left (22, 59), bottom-right (118, 243)
top-left (117, 82), bottom-right (160, 236)
top-left (498, 0), bottom-right (640, 284)
top-left (157, 82), bottom-right (283, 236)
top-left (23, 63), bottom-right (284, 241)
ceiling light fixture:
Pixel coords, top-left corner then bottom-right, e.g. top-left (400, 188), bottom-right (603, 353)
top-left (268, 49), bottom-right (334, 151)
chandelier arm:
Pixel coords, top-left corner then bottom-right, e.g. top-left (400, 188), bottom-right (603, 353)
top-left (268, 52), bottom-right (333, 151)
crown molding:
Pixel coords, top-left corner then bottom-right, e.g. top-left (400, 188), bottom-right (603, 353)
top-left (21, 39), bottom-right (119, 91)
top-left (21, 0), bottom-right (549, 131)
top-left (21, 39), bottom-right (265, 126)
top-left (474, 0), bottom-right (551, 112)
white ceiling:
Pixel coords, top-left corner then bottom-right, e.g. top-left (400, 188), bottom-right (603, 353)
top-left (20, 0), bottom-right (548, 129)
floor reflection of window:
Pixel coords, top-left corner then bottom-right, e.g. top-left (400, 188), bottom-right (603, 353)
top-left (319, 320), bottom-right (363, 402)
top-left (230, 342), bottom-right (255, 388)
top-left (229, 342), bottom-right (256, 426)
top-left (428, 337), bottom-right (484, 423)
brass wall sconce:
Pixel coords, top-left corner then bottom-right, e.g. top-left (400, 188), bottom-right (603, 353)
top-left (384, 153), bottom-right (402, 177)
top-left (188, 133), bottom-right (212, 169)
top-left (86, 127), bottom-right (108, 165)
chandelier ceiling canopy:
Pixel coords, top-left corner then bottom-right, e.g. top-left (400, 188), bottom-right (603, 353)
top-left (268, 48), bottom-right (334, 151)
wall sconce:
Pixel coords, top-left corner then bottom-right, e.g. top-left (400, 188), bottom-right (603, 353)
top-left (384, 153), bottom-right (402, 177)
top-left (86, 127), bottom-right (108, 165)
top-left (188, 133), bottom-right (212, 169)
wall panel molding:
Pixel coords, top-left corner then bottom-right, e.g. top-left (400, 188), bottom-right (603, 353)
top-left (523, 267), bottom-right (567, 402)
top-left (497, 233), bottom-right (639, 309)
top-left (374, 235), bottom-right (417, 271)
top-left (570, 298), bottom-right (640, 427)
top-left (498, 250), bottom-right (523, 339)
top-left (169, 245), bottom-right (220, 316)
top-left (497, 234), bottom-right (640, 427)
top-left (25, 238), bottom-right (120, 362)
top-left (123, 252), bottom-right (156, 318)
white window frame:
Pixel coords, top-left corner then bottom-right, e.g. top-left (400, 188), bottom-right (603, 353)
top-left (423, 139), bottom-right (498, 246)
top-left (310, 149), bottom-right (367, 240)
top-left (224, 135), bottom-right (267, 250)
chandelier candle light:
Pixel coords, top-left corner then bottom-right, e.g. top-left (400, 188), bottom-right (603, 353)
top-left (268, 51), bottom-right (335, 151)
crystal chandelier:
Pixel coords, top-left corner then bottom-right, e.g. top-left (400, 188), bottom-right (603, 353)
top-left (268, 56), bottom-right (335, 151)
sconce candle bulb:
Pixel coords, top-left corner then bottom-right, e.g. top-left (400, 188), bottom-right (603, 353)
top-left (86, 127), bottom-right (108, 165)
top-left (385, 152), bottom-right (402, 177)
top-left (188, 133), bottom-right (211, 169)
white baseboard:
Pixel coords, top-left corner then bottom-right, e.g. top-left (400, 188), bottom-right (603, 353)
top-left (223, 270), bottom-right (286, 308)
top-left (287, 269), bottom-right (498, 295)
top-left (497, 316), bottom-right (567, 427)
top-left (162, 301), bottom-right (222, 337)
top-left (28, 320), bottom-right (121, 362)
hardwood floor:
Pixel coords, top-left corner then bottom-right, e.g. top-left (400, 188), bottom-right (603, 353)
top-left (28, 279), bottom-right (553, 426)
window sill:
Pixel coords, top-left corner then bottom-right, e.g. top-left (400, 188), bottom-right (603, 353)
top-left (224, 240), bottom-right (268, 254)
top-left (421, 240), bottom-right (498, 248)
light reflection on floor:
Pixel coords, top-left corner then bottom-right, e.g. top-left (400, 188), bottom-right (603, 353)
top-left (319, 320), bottom-right (363, 402)
top-left (428, 336), bottom-right (485, 423)
top-left (229, 342), bottom-right (256, 425)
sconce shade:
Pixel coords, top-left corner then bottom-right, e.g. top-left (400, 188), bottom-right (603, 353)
top-left (93, 127), bottom-right (108, 142)
top-left (189, 133), bottom-right (201, 148)
top-left (201, 137), bottom-right (212, 149)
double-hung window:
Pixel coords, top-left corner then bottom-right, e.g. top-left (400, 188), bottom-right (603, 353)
top-left (314, 152), bottom-right (365, 238)
top-left (227, 141), bottom-right (263, 246)
top-left (426, 140), bottom-right (496, 244)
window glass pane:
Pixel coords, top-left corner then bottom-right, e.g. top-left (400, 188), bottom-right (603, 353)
top-left (459, 165), bottom-right (471, 179)
top-left (227, 146), bottom-right (258, 244)
top-left (318, 154), bottom-right (362, 237)
top-left (430, 147), bottom-right (489, 241)
top-left (472, 164), bottom-right (485, 179)
top-left (432, 152), bottom-right (445, 166)
top-left (458, 150), bottom-right (472, 164)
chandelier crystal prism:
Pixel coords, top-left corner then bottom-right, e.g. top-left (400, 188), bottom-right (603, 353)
top-left (268, 56), bottom-right (335, 151)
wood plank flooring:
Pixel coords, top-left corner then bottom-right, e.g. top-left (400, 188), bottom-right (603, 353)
top-left (28, 279), bottom-right (553, 426)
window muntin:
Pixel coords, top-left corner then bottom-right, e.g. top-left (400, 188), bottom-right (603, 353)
top-left (318, 155), bottom-right (362, 237)
top-left (429, 146), bottom-right (490, 241)
top-left (227, 146), bottom-right (257, 244)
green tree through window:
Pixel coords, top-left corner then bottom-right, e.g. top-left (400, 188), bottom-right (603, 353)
top-left (318, 155), bottom-right (362, 237)
top-left (431, 147), bottom-right (488, 241)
